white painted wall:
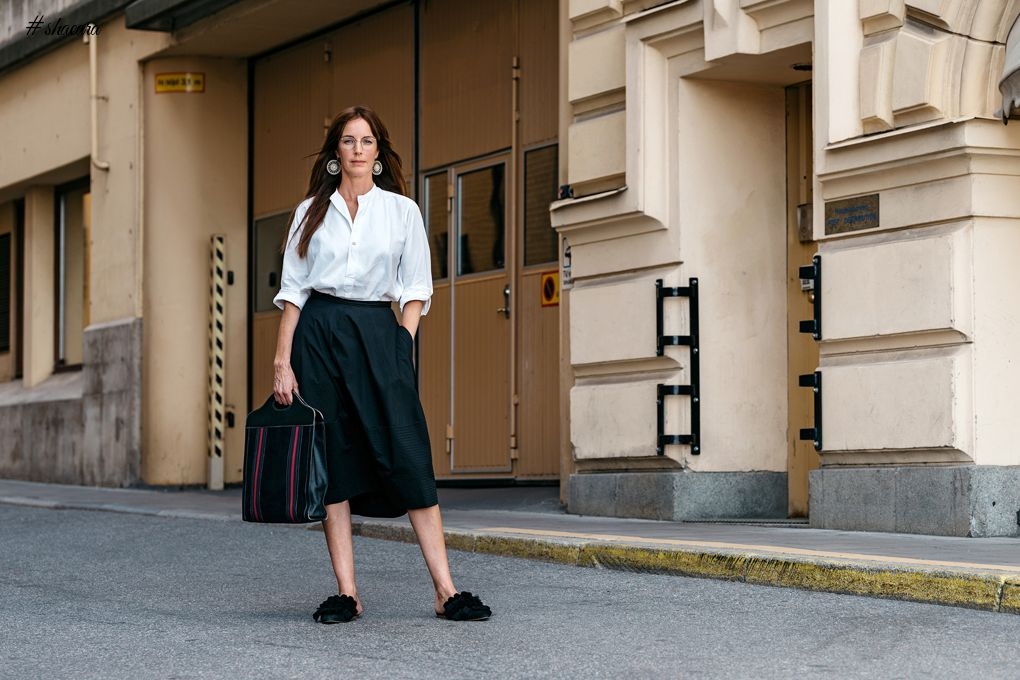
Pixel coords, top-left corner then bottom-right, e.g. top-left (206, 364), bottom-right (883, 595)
top-left (675, 78), bottom-right (789, 473)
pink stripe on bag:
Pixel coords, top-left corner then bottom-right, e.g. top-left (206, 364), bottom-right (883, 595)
top-left (287, 427), bottom-right (300, 522)
top-left (252, 427), bottom-right (266, 521)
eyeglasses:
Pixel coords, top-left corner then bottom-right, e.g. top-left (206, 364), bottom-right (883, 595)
top-left (340, 136), bottom-right (377, 150)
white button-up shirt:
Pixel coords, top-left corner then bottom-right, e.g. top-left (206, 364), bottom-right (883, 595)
top-left (273, 185), bottom-right (433, 316)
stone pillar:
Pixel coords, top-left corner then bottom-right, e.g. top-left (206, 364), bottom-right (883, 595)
top-left (141, 56), bottom-right (248, 486)
top-left (22, 186), bottom-right (54, 388)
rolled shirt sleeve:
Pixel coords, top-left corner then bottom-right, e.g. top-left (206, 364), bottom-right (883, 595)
top-left (272, 200), bottom-right (312, 311)
top-left (396, 200), bottom-right (434, 316)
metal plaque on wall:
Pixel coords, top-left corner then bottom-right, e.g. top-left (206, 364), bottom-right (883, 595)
top-left (824, 194), bottom-right (879, 235)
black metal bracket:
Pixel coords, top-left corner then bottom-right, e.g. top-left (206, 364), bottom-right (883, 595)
top-left (657, 278), bottom-right (698, 355)
top-left (656, 278), bottom-right (700, 455)
top-left (657, 384), bottom-right (699, 455)
top-left (798, 255), bottom-right (821, 340)
top-left (798, 371), bottom-right (822, 451)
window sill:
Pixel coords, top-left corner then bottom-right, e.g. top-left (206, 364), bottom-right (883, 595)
top-left (0, 371), bottom-right (83, 407)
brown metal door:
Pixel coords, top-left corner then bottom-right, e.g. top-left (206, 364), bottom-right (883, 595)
top-left (421, 161), bottom-right (514, 476)
top-left (514, 144), bottom-right (560, 479)
top-left (420, 172), bottom-right (453, 477)
top-left (249, 0), bottom-right (560, 481)
top-left (417, 0), bottom-right (560, 479)
top-left (786, 82), bottom-right (819, 516)
top-left (450, 159), bottom-right (512, 473)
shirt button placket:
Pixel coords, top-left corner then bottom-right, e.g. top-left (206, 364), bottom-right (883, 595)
top-left (345, 219), bottom-right (356, 297)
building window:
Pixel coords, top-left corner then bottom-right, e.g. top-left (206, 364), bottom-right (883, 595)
top-left (523, 144), bottom-right (559, 267)
top-left (252, 211), bottom-right (289, 314)
top-left (0, 199), bottom-right (24, 382)
top-left (456, 163), bottom-right (506, 276)
top-left (0, 232), bottom-right (10, 353)
top-left (55, 180), bottom-right (89, 369)
top-left (424, 172), bottom-right (449, 280)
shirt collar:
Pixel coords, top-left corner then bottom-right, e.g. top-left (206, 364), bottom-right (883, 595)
top-left (329, 183), bottom-right (379, 221)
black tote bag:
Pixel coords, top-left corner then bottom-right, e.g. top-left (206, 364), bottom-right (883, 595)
top-left (242, 393), bottom-right (328, 523)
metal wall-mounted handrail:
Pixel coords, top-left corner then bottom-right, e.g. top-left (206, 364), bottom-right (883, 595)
top-left (656, 278), bottom-right (700, 456)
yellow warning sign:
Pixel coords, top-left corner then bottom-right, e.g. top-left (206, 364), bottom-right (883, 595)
top-left (155, 72), bottom-right (205, 94)
top-left (540, 271), bottom-right (559, 307)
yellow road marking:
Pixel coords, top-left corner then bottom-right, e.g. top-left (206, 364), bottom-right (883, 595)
top-left (478, 527), bottom-right (1020, 574)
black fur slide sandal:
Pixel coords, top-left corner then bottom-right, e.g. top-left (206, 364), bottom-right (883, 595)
top-left (437, 591), bottom-right (492, 621)
top-left (312, 594), bottom-right (360, 623)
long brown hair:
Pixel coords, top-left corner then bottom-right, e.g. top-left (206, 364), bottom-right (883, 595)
top-left (284, 105), bottom-right (407, 258)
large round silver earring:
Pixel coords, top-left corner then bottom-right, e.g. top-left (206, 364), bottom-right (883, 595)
top-left (326, 159), bottom-right (341, 176)
top-left (372, 160), bottom-right (383, 176)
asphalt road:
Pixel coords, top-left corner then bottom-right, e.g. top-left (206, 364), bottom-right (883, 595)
top-left (2, 505), bottom-right (1019, 679)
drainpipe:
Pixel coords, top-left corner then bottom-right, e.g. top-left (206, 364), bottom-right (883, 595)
top-left (85, 25), bottom-right (110, 171)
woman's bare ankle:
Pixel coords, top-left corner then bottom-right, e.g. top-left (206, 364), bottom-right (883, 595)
top-left (337, 583), bottom-right (360, 599)
top-left (435, 585), bottom-right (457, 603)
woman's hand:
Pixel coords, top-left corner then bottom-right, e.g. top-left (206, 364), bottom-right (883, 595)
top-left (273, 361), bottom-right (299, 406)
top-left (400, 300), bottom-right (424, 340)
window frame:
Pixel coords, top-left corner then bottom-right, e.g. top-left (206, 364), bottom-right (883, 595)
top-left (53, 177), bottom-right (90, 372)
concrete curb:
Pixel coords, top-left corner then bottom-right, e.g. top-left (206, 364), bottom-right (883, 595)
top-left (348, 521), bottom-right (1020, 615)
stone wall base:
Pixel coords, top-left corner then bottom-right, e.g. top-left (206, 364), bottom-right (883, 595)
top-left (810, 465), bottom-right (1020, 537)
top-left (567, 470), bottom-right (788, 521)
top-left (0, 318), bottom-right (142, 486)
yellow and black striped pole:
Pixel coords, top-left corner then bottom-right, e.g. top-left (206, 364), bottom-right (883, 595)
top-left (208, 234), bottom-right (226, 490)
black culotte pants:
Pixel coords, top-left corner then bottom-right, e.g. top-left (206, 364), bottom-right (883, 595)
top-left (290, 290), bottom-right (438, 518)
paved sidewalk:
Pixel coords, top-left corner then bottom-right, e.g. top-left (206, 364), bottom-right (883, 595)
top-left (3, 478), bottom-right (1019, 615)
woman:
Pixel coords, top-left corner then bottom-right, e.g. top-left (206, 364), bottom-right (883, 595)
top-left (272, 105), bottom-right (492, 624)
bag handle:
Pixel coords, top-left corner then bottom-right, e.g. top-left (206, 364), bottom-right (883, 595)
top-left (261, 391), bottom-right (324, 421)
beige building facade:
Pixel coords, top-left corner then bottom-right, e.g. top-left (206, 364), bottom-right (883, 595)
top-left (1, 0), bottom-right (1019, 536)
top-left (559, 0), bottom-right (1020, 536)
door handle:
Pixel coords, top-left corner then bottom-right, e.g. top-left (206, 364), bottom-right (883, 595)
top-left (496, 284), bottom-right (510, 318)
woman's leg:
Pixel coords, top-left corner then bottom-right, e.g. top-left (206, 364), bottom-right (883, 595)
top-left (407, 504), bottom-right (458, 614)
top-left (321, 500), bottom-right (363, 614)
